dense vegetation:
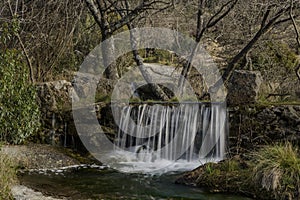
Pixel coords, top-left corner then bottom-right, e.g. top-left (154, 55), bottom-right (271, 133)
top-left (0, 22), bottom-right (40, 144)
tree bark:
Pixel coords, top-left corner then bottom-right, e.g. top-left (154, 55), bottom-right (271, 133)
top-left (84, 0), bottom-right (119, 79)
top-left (290, 0), bottom-right (300, 53)
top-left (128, 25), bottom-right (169, 101)
top-left (296, 64), bottom-right (300, 81)
top-left (177, 0), bottom-right (204, 95)
top-left (101, 34), bottom-right (119, 80)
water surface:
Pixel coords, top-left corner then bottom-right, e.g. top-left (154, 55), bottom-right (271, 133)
top-left (19, 166), bottom-right (252, 200)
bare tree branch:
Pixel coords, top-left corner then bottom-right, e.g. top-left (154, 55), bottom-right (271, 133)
top-left (84, 0), bottom-right (171, 80)
top-left (178, 0), bottom-right (238, 95)
top-left (290, 0), bottom-right (300, 50)
top-left (207, 0), bottom-right (239, 29)
top-left (296, 64), bottom-right (300, 81)
top-left (209, 2), bottom-right (300, 94)
top-left (7, 0), bottom-right (35, 83)
top-left (109, 0), bottom-right (170, 33)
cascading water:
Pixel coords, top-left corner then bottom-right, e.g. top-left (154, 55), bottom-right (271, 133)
top-left (111, 103), bottom-right (227, 173)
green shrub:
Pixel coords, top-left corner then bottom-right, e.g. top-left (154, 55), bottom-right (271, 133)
top-left (0, 22), bottom-right (40, 144)
top-left (0, 152), bottom-right (17, 200)
top-left (252, 143), bottom-right (300, 199)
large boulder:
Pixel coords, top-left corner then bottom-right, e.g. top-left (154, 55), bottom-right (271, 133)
top-left (227, 70), bottom-right (262, 105)
top-left (37, 80), bottom-right (73, 112)
top-left (72, 72), bottom-right (116, 100)
top-left (36, 77), bottom-right (116, 146)
top-left (36, 80), bottom-right (73, 144)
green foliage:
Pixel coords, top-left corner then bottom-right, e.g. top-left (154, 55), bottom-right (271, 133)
top-left (252, 143), bottom-right (300, 199)
top-left (143, 49), bottom-right (177, 66)
top-left (251, 41), bottom-right (300, 102)
top-left (253, 42), bottom-right (298, 72)
top-left (95, 94), bottom-right (112, 103)
top-left (129, 97), bottom-right (142, 103)
top-left (169, 97), bottom-right (179, 102)
top-left (0, 26), bottom-right (40, 144)
top-left (0, 152), bottom-right (17, 200)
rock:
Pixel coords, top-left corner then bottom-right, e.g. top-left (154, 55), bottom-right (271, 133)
top-left (72, 72), bottom-right (116, 99)
top-left (37, 80), bottom-right (73, 112)
top-left (227, 70), bottom-right (262, 105)
top-left (36, 75), bottom-right (117, 145)
top-left (257, 107), bottom-right (277, 124)
top-left (12, 185), bottom-right (65, 200)
top-left (37, 81), bottom-right (74, 144)
top-left (139, 63), bottom-right (205, 98)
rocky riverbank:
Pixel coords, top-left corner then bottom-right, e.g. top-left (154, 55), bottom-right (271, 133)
top-left (0, 144), bottom-right (81, 169)
top-left (0, 144), bottom-right (97, 200)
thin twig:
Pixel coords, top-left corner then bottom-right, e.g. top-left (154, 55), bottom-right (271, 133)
top-left (290, 0), bottom-right (300, 50)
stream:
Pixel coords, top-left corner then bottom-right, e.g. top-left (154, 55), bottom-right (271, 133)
top-left (18, 165), bottom-right (252, 200)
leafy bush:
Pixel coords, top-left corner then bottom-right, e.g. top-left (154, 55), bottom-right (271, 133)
top-left (0, 152), bottom-right (17, 200)
top-left (0, 23), bottom-right (40, 144)
top-left (252, 143), bottom-right (300, 199)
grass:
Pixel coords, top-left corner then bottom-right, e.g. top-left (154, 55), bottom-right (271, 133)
top-left (0, 152), bottom-right (17, 200)
top-left (251, 143), bottom-right (300, 199)
top-left (182, 143), bottom-right (300, 199)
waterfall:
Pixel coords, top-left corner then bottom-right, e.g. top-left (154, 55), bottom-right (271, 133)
top-left (51, 113), bottom-right (56, 145)
top-left (64, 122), bottom-right (67, 148)
top-left (113, 103), bottom-right (227, 166)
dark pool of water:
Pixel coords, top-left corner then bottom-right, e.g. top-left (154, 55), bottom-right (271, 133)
top-left (18, 167), bottom-right (253, 200)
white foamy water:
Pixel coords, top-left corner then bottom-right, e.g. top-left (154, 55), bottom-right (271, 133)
top-left (107, 103), bottom-right (227, 174)
top-left (107, 150), bottom-right (223, 174)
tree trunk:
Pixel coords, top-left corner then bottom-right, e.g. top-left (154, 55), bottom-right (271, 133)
top-left (296, 64), bottom-right (300, 81)
top-left (84, 0), bottom-right (119, 79)
top-left (177, 0), bottom-right (204, 95)
top-left (101, 34), bottom-right (119, 79)
top-left (129, 26), bottom-right (169, 101)
top-left (290, 0), bottom-right (300, 54)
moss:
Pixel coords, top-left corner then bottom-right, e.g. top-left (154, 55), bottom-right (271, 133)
top-left (95, 94), bottom-right (111, 103)
top-left (169, 97), bottom-right (179, 102)
top-left (129, 97), bottom-right (142, 103)
top-left (193, 157), bottom-right (254, 194)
